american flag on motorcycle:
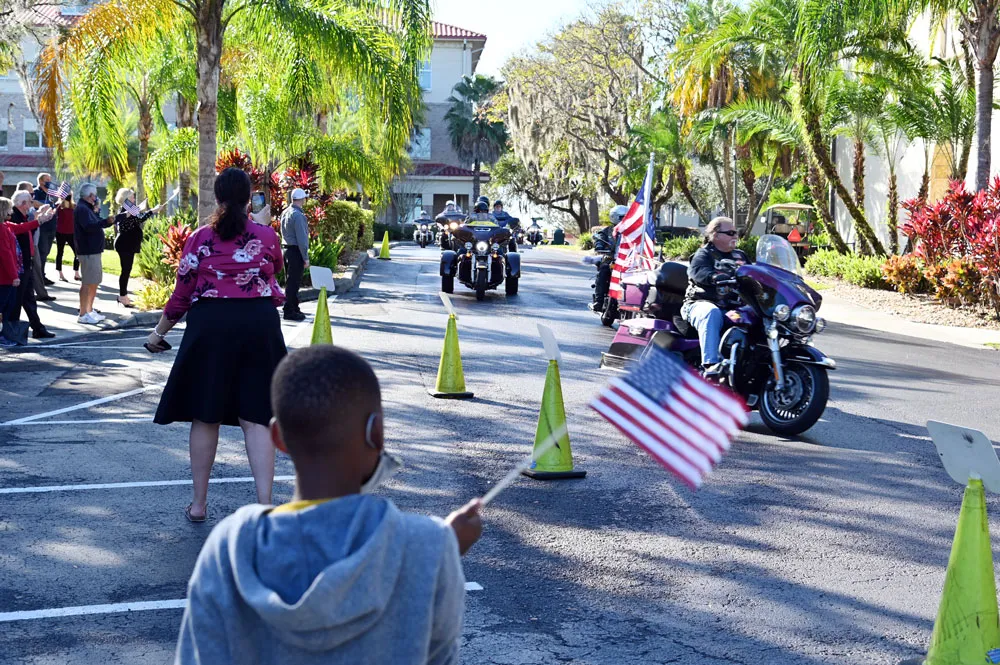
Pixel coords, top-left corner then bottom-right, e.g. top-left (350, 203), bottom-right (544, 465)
top-left (590, 345), bottom-right (748, 490)
top-left (609, 156), bottom-right (657, 299)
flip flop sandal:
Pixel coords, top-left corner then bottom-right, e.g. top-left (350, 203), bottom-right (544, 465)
top-left (185, 504), bottom-right (207, 523)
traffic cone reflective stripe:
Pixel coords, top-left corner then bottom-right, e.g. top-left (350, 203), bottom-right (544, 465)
top-left (924, 478), bottom-right (1000, 665)
top-left (523, 359), bottom-right (585, 480)
top-left (310, 287), bottom-right (332, 345)
top-left (378, 231), bottom-right (391, 260)
top-left (430, 314), bottom-right (473, 399)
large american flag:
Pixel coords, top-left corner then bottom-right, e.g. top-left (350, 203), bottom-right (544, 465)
top-left (608, 157), bottom-right (657, 300)
top-left (590, 345), bottom-right (748, 489)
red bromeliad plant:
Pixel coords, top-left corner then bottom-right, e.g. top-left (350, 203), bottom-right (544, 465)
top-left (159, 223), bottom-right (193, 270)
top-left (902, 178), bottom-right (1000, 313)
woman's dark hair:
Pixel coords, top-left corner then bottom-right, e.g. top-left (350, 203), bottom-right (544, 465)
top-left (210, 167), bottom-right (251, 241)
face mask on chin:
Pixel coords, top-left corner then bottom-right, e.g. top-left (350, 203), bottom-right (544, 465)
top-left (360, 451), bottom-right (403, 494)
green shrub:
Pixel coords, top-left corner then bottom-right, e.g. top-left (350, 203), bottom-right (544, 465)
top-left (373, 222), bottom-right (403, 242)
top-left (578, 232), bottom-right (594, 250)
top-left (738, 235), bottom-right (759, 262)
top-left (358, 208), bottom-right (374, 254)
top-left (804, 249), bottom-right (845, 278)
top-left (661, 235), bottom-right (703, 260)
top-left (806, 249), bottom-right (889, 289)
top-left (309, 200), bottom-right (361, 253)
top-left (135, 281), bottom-right (173, 311)
top-left (309, 235), bottom-right (345, 270)
top-left (881, 254), bottom-right (926, 294)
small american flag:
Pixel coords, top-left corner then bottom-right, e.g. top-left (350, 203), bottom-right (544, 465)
top-left (590, 345), bottom-right (748, 489)
top-left (122, 199), bottom-right (142, 216)
top-left (45, 181), bottom-right (71, 200)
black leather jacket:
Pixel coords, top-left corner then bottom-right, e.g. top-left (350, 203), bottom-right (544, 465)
top-left (684, 244), bottom-right (749, 308)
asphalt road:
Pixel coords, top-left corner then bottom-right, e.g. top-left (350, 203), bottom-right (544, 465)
top-left (2, 244), bottom-right (1000, 665)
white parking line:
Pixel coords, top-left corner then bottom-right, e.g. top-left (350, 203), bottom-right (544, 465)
top-left (0, 476), bottom-right (296, 495)
top-left (10, 418), bottom-right (156, 425)
top-left (0, 384), bottom-right (165, 427)
top-left (0, 580), bottom-right (482, 622)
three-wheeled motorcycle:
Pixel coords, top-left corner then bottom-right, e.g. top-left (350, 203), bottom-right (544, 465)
top-left (440, 219), bottom-right (521, 300)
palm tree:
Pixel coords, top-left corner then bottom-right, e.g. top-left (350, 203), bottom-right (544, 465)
top-left (38, 0), bottom-right (430, 223)
top-left (634, 107), bottom-right (710, 224)
top-left (445, 74), bottom-right (509, 201)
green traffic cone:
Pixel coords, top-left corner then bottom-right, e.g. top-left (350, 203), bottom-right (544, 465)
top-left (429, 314), bottom-right (473, 399)
top-left (523, 359), bottom-right (585, 480)
top-left (310, 287), bottom-right (332, 345)
top-left (378, 231), bottom-right (391, 260)
top-left (923, 478), bottom-right (1000, 665)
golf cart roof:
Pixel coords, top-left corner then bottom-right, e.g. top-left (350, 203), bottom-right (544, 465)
top-left (765, 203), bottom-right (814, 212)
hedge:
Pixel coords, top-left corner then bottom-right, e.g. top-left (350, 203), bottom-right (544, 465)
top-left (804, 249), bottom-right (889, 289)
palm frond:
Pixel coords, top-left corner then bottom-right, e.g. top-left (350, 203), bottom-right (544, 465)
top-left (144, 127), bottom-right (199, 203)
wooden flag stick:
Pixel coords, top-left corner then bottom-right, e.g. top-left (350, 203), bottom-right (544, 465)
top-left (480, 423), bottom-right (569, 507)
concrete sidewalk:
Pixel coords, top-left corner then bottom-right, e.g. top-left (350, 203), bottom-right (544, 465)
top-left (819, 289), bottom-right (1000, 350)
top-left (24, 270), bottom-right (156, 342)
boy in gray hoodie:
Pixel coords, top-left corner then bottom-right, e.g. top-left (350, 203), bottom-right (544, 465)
top-left (175, 345), bottom-right (482, 665)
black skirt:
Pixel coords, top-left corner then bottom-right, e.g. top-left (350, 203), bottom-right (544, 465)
top-left (154, 298), bottom-right (287, 427)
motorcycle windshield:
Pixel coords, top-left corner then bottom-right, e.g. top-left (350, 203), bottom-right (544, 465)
top-left (756, 234), bottom-right (801, 275)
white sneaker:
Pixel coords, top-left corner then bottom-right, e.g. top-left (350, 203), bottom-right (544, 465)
top-left (91, 311), bottom-right (106, 322)
top-left (78, 312), bottom-right (99, 325)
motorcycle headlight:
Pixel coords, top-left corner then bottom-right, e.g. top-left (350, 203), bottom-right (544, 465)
top-left (464, 242), bottom-right (473, 250)
top-left (491, 243), bottom-right (500, 252)
top-left (814, 317), bottom-right (827, 333)
top-left (450, 222), bottom-right (458, 230)
top-left (420, 224), bottom-right (428, 230)
top-left (476, 241), bottom-right (489, 254)
top-left (792, 305), bottom-right (816, 333)
top-left (772, 304), bottom-right (791, 322)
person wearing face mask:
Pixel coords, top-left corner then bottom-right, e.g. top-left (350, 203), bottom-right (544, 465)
top-left (174, 345), bottom-right (482, 665)
top-left (146, 168), bottom-right (286, 522)
top-left (681, 216), bottom-right (749, 377)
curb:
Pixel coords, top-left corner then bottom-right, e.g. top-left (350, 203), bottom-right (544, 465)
top-left (298, 250), bottom-right (370, 303)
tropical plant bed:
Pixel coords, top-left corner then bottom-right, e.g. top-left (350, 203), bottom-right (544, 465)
top-left (808, 275), bottom-right (1000, 330)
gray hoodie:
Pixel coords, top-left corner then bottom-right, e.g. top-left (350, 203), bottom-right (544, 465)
top-left (174, 495), bottom-right (465, 665)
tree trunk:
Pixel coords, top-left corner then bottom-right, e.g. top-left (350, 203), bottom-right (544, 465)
top-left (852, 137), bottom-right (871, 255)
top-left (961, 38), bottom-right (976, 180)
top-left (744, 157), bottom-right (780, 239)
top-left (974, 49), bottom-right (995, 191)
top-left (721, 137), bottom-right (734, 217)
top-left (806, 164), bottom-right (850, 254)
top-left (676, 164), bottom-right (708, 225)
top-left (136, 86), bottom-right (152, 203)
top-left (741, 165), bottom-right (756, 235)
top-left (176, 94), bottom-right (195, 211)
top-left (887, 167), bottom-right (899, 255)
top-left (472, 157), bottom-right (481, 201)
top-left (195, 0), bottom-right (225, 225)
top-left (803, 111), bottom-right (886, 255)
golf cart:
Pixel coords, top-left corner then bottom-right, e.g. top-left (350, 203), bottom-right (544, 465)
top-left (758, 203), bottom-right (816, 262)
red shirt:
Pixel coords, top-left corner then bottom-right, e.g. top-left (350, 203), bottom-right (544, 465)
top-left (0, 224), bottom-right (19, 285)
top-left (56, 206), bottom-right (75, 234)
top-left (164, 222), bottom-right (285, 321)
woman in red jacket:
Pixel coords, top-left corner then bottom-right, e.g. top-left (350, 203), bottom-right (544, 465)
top-left (0, 197), bottom-right (23, 347)
top-left (54, 193), bottom-right (79, 282)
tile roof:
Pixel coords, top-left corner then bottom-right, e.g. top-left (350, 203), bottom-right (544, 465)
top-left (410, 162), bottom-right (490, 179)
top-left (0, 154), bottom-right (54, 169)
top-left (20, 3), bottom-right (78, 28)
top-left (432, 21), bottom-right (487, 41)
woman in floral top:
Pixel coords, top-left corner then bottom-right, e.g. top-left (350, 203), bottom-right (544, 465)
top-left (147, 168), bottom-right (287, 523)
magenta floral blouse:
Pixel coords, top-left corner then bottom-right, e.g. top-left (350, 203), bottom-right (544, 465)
top-left (163, 222), bottom-right (286, 321)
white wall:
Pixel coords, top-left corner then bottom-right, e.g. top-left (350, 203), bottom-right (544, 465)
top-left (423, 41), bottom-right (472, 104)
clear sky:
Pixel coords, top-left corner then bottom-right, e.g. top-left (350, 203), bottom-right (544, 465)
top-left (430, 0), bottom-right (588, 75)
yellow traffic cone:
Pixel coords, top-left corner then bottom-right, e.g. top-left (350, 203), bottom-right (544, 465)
top-left (378, 231), bottom-right (391, 260)
top-left (916, 478), bottom-right (1000, 665)
top-left (522, 359), bottom-right (585, 479)
top-left (310, 287), bottom-right (332, 345)
top-left (429, 314), bottom-right (473, 399)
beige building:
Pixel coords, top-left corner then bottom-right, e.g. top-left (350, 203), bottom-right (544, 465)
top-left (386, 21), bottom-right (488, 224)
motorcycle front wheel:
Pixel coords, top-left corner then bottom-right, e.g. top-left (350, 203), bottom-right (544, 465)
top-left (759, 362), bottom-right (829, 437)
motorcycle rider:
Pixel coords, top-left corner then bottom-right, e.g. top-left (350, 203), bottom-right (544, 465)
top-left (681, 216), bottom-right (748, 377)
top-left (492, 200), bottom-right (512, 227)
top-left (468, 197), bottom-right (494, 222)
top-left (589, 205), bottom-right (629, 311)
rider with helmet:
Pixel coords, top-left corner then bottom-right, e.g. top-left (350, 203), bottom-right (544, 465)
top-left (469, 196), bottom-right (494, 222)
top-left (589, 205), bottom-right (630, 311)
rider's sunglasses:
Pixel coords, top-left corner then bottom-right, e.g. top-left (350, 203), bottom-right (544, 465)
top-left (716, 230), bottom-right (737, 236)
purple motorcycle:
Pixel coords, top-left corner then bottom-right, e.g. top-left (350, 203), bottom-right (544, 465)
top-left (600, 235), bottom-right (835, 436)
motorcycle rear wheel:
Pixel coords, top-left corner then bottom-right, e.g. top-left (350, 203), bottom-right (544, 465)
top-left (600, 299), bottom-right (618, 327)
top-left (759, 362), bottom-right (829, 437)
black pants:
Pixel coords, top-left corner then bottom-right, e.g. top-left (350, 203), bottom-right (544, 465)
top-left (14, 263), bottom-right (44, 333)
top-left (56, 232), bottom-right (79, 272)
top-left (282, 247), bottom-right (305, 315)
top-left (117, 250), bottom-right (135, 297)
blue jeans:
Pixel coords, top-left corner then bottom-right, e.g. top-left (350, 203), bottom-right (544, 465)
top-left (682, 300), bottom-right (723, 366)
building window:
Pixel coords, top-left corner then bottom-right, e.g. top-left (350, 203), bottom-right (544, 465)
top-left (409, 127), bottom-right (431, 161)
top-left (23, 118), bottom-right (47, 150)
top-left (418, 60), bottom-right (432, 91)
top-left (0, 130), bottom-right (7, 150)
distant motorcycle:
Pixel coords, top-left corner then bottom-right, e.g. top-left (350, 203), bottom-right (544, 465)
top-left (526, 222), bottom-right (543, 247)
top-left (440, 218), bottom-right (521, 300)
top-left (587, 226), bottom-right (619, 326)
top-left (600, 235), bottom-right (834, 436)
top-left (435, 212), bottom-right (465, 251)
top-left (414, 221), bottom-right (435, 248)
